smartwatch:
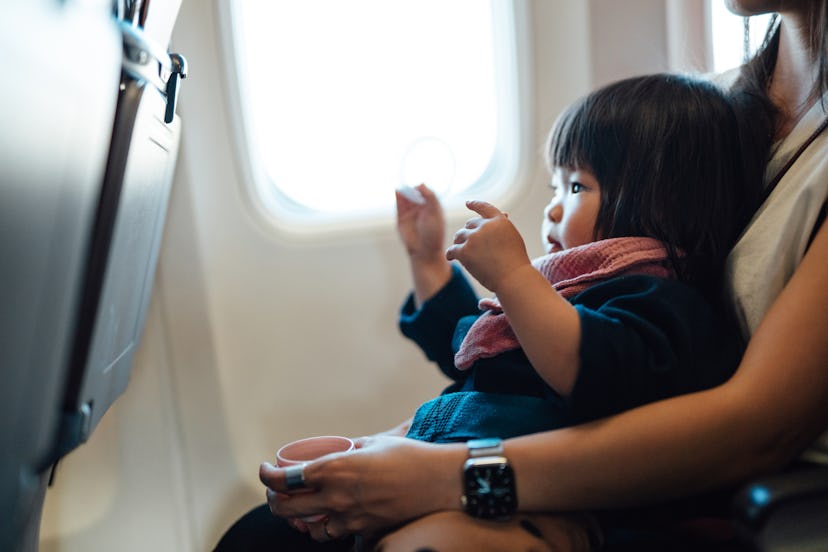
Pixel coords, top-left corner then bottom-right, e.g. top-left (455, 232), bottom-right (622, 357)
top-left (461, 438), bottom-right (517, 520)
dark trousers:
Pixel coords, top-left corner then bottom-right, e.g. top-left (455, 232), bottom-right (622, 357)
top-left (213, 505), bottom-right (355, 552)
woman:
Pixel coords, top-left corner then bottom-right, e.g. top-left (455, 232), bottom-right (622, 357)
top-left (218, 1), bottom-right (828, 549)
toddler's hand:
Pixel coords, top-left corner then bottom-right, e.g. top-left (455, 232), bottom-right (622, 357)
top-left (445, 200), bottom-right (531, 292)
top-left (395, 184), bottom-right (446, 263)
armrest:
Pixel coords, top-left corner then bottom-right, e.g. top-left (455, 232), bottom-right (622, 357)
top-left (732, 463), bottom-right (828, 551)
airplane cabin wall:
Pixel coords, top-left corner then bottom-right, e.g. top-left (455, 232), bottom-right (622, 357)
top-left (40, 1), bottom-right (699, 550)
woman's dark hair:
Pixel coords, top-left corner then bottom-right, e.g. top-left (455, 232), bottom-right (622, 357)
top-left (738, 3), bottom-right (828, 111)
top-left (732, 2), bottom-right (828, 164)
top-left (546, 73), bottom-right (761, 297)
top-left (808, 1), bottom-right (828, 98)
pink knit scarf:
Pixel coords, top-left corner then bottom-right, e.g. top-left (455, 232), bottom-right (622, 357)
top-left (453, 237), bottom-right (675, 370)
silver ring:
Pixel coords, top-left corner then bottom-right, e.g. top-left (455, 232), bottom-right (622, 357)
top-left (324, 518), bottom-right (335, 540)
top-left (283, 464), bottom-right (307, 490)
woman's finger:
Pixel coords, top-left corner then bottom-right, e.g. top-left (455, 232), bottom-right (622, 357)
top-left (352, 436), bottom-right (371, 449)
top-left (260, 462), bottom-right (301, 492)
top-left (261, 463), bottom-right (329, 520)
top-left (306, 516), bottom-right (343, 542)
top-left (323, 516), bottom-right (342, 540)
top-left (288, 517), bottom-right (309, 533)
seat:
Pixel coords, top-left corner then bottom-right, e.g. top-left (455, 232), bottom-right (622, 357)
top-left (732, 461), bottom-right (828, 551)
top-left (55, 11), bottom-right (187, 464)
top-left (0, 2), bottom-right (186, 550)
top-left (729, 217), bottom-right (828, 550)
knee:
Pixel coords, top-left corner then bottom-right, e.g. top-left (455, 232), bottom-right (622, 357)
top-left (373, 511), bottom-right (568, 552)
top-left (374, 512), bottom-right (465, 552)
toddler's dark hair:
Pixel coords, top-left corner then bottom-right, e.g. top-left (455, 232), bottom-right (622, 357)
top-left (546, 73), bottom-right (764, 297)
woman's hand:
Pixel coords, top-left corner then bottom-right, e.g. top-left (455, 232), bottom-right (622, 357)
top-left (260, 436), bottom-right (466, 540)
top-left (446, 200), bottom-right (532, 293)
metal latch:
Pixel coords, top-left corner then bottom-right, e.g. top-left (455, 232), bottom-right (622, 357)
top-left (164, 53), bottom-right (187, 124)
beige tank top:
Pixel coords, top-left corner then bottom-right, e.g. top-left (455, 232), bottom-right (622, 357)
top-left (725, 93), bottom-right (828, 462)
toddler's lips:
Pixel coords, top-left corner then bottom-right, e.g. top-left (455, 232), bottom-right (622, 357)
top-left (546, 238), bottom-right (563, 253)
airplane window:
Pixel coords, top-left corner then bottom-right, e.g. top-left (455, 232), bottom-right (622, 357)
top-left (709, 1), bottom-right (773, 73)
top-left (226, 0), bottom-right (527, 231)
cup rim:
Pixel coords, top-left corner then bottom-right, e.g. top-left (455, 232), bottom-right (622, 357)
top-left (276, 435), bottom-right (354, 465)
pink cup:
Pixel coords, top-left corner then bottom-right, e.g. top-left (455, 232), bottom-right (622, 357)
top-left (276, 435), bottom-right (355, 522)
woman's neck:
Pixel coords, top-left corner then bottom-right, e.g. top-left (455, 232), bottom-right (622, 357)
top-left (770, 12), bottom-right (820, 138)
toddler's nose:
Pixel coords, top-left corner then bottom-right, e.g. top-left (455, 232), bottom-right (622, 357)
top-left (545, 202), bottom-right (562, 223)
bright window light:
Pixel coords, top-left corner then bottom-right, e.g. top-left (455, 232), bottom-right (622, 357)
top-left (229, 0), bottom-right (525, 226)
top-left (709, 2), bottom-right (773, 73)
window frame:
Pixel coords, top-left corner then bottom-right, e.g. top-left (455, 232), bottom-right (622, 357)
top-left (216, 0), bottom-right (533, 238)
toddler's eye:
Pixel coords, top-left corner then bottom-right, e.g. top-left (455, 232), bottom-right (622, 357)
top-left (571, 182), bottom-right (584, 193)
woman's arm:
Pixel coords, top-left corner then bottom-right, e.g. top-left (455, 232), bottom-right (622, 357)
top-left (510, 219), bottom-right (828, 510)
top-left (262, 222), bottom-right (828, 532)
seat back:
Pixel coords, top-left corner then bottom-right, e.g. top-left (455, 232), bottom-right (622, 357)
top-left (56, 17), bottom-right (184, 462)
top-left (0, 2), bottom-right (185, 550)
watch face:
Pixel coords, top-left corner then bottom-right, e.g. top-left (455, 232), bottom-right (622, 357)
top-left (463, 459), bottom-right (516, 519)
